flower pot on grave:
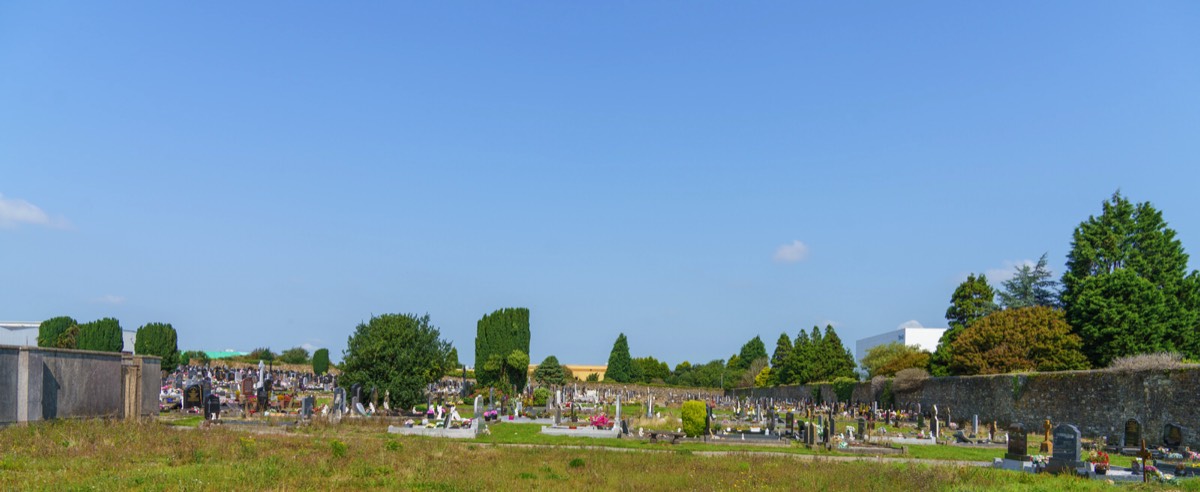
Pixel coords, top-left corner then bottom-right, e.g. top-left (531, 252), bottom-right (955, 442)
top-left (508, 415), bottom-right (514, 421)
top-left (1094, 464), bottom-right (1109, 475)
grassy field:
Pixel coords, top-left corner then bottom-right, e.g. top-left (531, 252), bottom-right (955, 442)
top-left (0, 419), bottom-right (1190, 491)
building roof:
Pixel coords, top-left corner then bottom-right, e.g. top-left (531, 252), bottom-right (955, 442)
top-left (0, 322), bottom-right (40, 330)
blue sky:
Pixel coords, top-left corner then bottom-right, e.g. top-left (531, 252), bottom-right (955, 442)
top-left (3, 2), bottom-right (1199, 366)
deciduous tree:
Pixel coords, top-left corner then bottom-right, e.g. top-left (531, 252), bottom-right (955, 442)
top-left (341, 313), bottom-right (451, 408)
top-left (949, 306), bottom-right (1089, 374)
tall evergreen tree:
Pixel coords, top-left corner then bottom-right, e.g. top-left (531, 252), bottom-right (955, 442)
top-left (931, 274), bottom-right (998, 376)
top-left (134, 322), bottom-right (180, 372)
top-left (38, 316), bottom-right (77, 348)
top-left (998, 253), bottom-right (1061, 309)
top-left (1062, 192), bottom-right (1200, 364)
top-left (736, 336), bottom-right (768, 371)
top-left (77, 318), bottom-right (124, 352)
top-left (474, 308), bottom-right (531, 391)
top-left (812, 325), bottom-right (857, 382)
top-left (606, 333), bottom-right (633, 383)
top-left (769, 333), bottom-right (792, 384)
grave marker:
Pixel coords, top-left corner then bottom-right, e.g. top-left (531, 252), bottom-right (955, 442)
top-left (183, 384), bottom-right (203, 411)
top-left (1123, 418), bottom-right (1142, 449)
top-left (1164, 423), bottom-right (1186, 449)
top-left (1005, 423), bottom-right (1029, 461)
top-left (205, 394), bottom-right (221, 420)
top-left (1047, 424), bottom-right (1083, 474)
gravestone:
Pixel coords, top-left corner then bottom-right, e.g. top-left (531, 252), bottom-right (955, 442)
top-left (972, 415), bottom-right (979, 438)
top-left (1005, 423), bottom-right (1030, 461)
top-left (205, 393), bottom-right (221, 420)
top-left (786, 412), bottom-right (794, 434)
top-left (1164, 423), bottom-right (1186, 449)
top-left (930, 416), bottom-right (940, 439)
top-left (332, 388), bottom-right (346, 416)
top-left (256, 385), bottom-right (269, 413)
top-left (1047, 424), bottom-right (1083, 474)
top-left (355, 402), bottom-right (367, 416)
top-left (184, 384), bottom-right (203, 411)
top-left (857, 418), bottom-right (867, 439)
top-left (1123, 418), bottom-right (1142, 448)
top-left (301, 396), bottom-right (315, 419)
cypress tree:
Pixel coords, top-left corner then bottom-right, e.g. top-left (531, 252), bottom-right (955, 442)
top-left (606, 333), bottom-right (633, 383)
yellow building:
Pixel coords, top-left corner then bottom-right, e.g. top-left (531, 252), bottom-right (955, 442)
top-left (528, 364), bottom-right (608, 381)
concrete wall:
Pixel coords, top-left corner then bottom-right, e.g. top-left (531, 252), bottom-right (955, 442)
top-left (854, 328), bottom-right (946, 363)
top-left (0, 347), bottom-right (19, 423)
top-left (0, 345), bottom-right (161, 424)
top-left (729, 367), bottom-right (1200, 448)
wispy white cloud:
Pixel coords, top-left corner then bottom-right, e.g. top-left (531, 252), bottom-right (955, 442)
top-left (301, 343), bottom-right (318, 352)
top-left (984, 259), bottom-right (1036, 284)
top-left (0, 193), bottom-right (69, 229)
top-left (94, 294), bottom-right (126, 305)
top-left (897, 320), bottom-right (924, 329)
top-left (772, 240), bottom-right (810, 263)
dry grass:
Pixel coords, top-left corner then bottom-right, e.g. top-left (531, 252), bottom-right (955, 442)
top-left (1106, 352), bottom-right (1190, 372)
top-left (0, 419), bottom-right (1182, 491)
top-left (893, 368), bottom-right (930, 393)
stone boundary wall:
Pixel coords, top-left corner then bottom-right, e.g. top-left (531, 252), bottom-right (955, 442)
top-left (565, 382), bottom-right (724, 403)
top-left (0, 345), bottom-right (161, 424)
top-left (728, 367), bottom-right (1200, 447)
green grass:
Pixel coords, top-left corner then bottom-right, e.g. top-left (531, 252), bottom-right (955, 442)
top-left (0, 419), bottom-right (1192, 491)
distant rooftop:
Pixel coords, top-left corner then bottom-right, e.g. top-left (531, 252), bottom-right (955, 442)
top-left (1, 322), bottom-right (40, 330)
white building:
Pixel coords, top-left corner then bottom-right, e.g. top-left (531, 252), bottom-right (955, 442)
top-left (0, 321), bottom-right (40, 346)
top-left (1, 321), bottom-right (138, 353)
top-left (855, 327), bottom-right (947, 363)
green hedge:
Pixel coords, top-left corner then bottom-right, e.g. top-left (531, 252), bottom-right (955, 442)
top-left (78, 318), bottom-right (123, 352)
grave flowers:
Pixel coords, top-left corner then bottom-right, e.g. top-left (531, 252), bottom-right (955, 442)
top-left (483, 410), bottom-right (498, 421)
top-left (589, 414), bottom-right (611, 430)
top-left (1088, 450), bottom-right (1110, 474)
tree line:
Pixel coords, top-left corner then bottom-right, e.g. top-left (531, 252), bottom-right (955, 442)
top-left (865, 191), bottom-right (1200, 379)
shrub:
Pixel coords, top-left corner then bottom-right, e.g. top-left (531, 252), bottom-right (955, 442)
top-left (586, 373), bottom-right (599, 382)
top-left (181, 350), bottom-right (210, 366)
top-left (77, 318), bottom-right (123, 352)
top-left (330, 440), bottom-right (347, 458)
top-left (681, 400), bottom-right (707, 437)
top-left (248, 347), bottom-right (276, 362)
top-left (532, 387), bottom-right (552, 407)
top-left (279, 347), bottom-right (310, 365)
top-left (312, 348), bottom-right (330, 375)
top-left (1107, 352), bottom-right (1190, 372)
top-left (568, 458), bottom-right (584, 468)
top-left (38, 316), bottom-right (77, 348)
top-left (830, 376), bottom-right (857, 403)
top-left (893, 368), bottom-right (929, 393)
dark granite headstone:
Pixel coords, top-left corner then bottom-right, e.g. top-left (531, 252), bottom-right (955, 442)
top-left (786, 412), bottom-right (794, 433)
top-left (183, 384), bottom-right (203, 411)
top-left (204, 394), bottom-right (221, 420)
top-left (1164, 423), bottom-right (1186, 449)
top-left (857, 417), bottom-right (867, 437)
top-left (300, 396), bottom-right (314, 419)
top-left (1047, 424), bottom-right (1083, 473)
top-left (1123, 418), bottom-right (1142, 448)
top-left (1005, 423), bottom-right (1030, 461)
